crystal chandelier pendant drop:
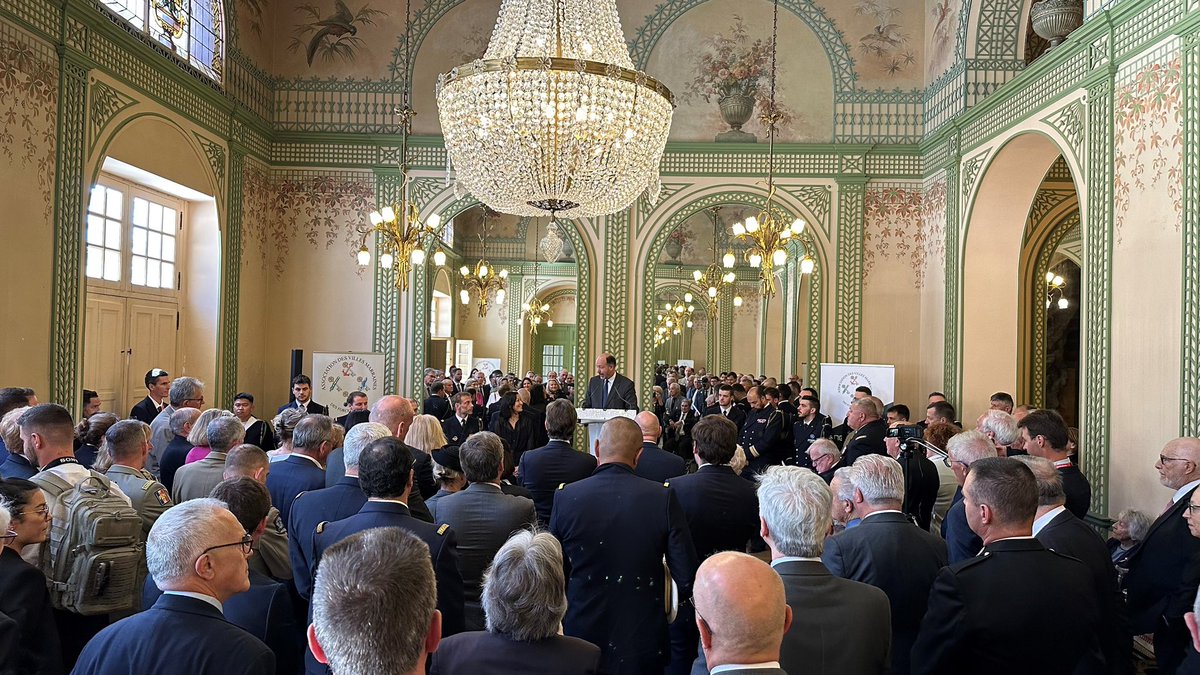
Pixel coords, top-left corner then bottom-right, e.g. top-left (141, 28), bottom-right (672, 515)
top-left (436, 0), bottom-right (674, 219)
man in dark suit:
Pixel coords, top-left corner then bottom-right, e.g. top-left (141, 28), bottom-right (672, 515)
top-left (517, 400), bottom-right (597, 527)
top-left (738, 386), bottom-right (789, 476)
top-left (308, 528), bottom-right (443, 675)
top-left (1017, 409), bottom-right (1091, 519)
top-left (911, 458), bottom-right (1100, 675)
top-left (822, 455), bottom-right (947, 675)
top-left (129, 368), bottom-right (171, 424)
top-left (664, 397), bottom-right (700, 459)
top-left (1122, 437), bottom-right (1200, 674)
top-left (807, 439), bottom-right (842, 484)
top-left (430, 531), bottom-right (601, 675)
top-left (424, 380), bottom-right (452, 420)
top-left (1018, 456), bottom-right (1129, 675)
top-left (323, 409), bottom-right (370, 487)
top-left (333, 391), bottom-right (368, 428)
top-left (843, 397), bottom-right (888, 466)
top-left (304, 437), bottom-right (464, 674)
top-left (635, 411), bottom-right (687, 482)
top-left (277, 375), bottom-right (329, 415)
top-left (668, 415), bottom-right (760, 675)
top-left (581, 352), bottom-right (639, 410)
top-left (159, 406), bottom-right (200, 494)
top-left (884, 425), bottom-right (942, 532)
top-left (692, 552), bottom-right (791, 675)
top-left (146, 479), bottom-right (304, 675)
top-left (941, 430), bottom-right (998, 563)
top-left (434, 432), bottom-right (537, 630)
top-left (790, 395), bottom-right (831, 469)
top-left (550, 417), bottom-right (698, 675)
top-left (266, 415), bottom-right (332, 525)
top-left (443, 391), bottom-right (485, 445)
top-left (75, 499), bottom-right (275, 674)
top-left (705, 384), bottom-right (746, 431)
top-left (749, 465), bottom-right (891, 675)
top-left (289, 421), bottom-right (391, 600)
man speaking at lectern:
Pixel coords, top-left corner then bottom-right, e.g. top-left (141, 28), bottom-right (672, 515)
top-left (582, 353), bottom-right (639, 411)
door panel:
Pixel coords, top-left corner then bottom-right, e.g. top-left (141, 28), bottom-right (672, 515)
top-left (126, 300), bottom-right (178, 414)
top-left (83, 295), bottom-right (127, 415)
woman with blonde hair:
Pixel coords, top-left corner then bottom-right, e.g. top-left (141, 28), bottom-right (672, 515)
top-left (403, 414), bottom-right (445, 499)
top-left (269, 407), bottom-right (306, 461)
top-left (184, 408), bottom-right (235, 464)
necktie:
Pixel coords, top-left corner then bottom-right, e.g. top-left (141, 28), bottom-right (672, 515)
top-left (603, 379), bottom-right (610, 407)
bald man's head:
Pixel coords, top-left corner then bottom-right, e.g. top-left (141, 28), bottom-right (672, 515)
top-left (597, 417), bottom-right (642, 466)
top-left (370, 395), bottom-right (415, 437)
top-left (694, 551), bottom-right (791, 667)
top-left (635, 411), bottom-right (661, 441)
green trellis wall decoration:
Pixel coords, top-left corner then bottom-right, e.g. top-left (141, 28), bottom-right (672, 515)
top-left (834, 180), bottom-right (865, 363)
top-left (1028, 209), bottom-right (1080, 408)
top-left (1183, 28), bottom-right (1200, 435)
top-left (217, 148), bottom-right (245, 406)
top-left (605, 210), bottom-right (632, 363)
top-left (372, 170), bottom-right (402, 393)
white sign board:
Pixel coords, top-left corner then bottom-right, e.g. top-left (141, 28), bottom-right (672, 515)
top-left (312, 352), bottom-right (386, 419)
top-left (473, 357), bottom-right (502, 376)
top-left (676, 359), bottom-right (695, 368)
top-left (819, 363), bottom-right (896, 422)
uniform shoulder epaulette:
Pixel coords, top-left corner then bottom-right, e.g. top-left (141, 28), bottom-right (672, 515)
top-left (437, 523), bottom-right (450, 536)
top-left (316, 521), bottom-right (328, 534)
top-left (141, 479), bottom-right (156, 490)
top-left (557, 482), bottom-right (566, 490)
top-left (295, 490), bottom-right (307, 500)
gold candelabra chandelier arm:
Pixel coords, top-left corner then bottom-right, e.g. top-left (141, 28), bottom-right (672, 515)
top-left (522, 296), bottom-right (553, 334)
top-left (458, 259), bottom-right (509, 316)
top-left (356, 202), bottom-right (447, 291)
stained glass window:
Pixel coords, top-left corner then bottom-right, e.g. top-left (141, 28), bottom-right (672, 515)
top-left (98, 0), bottom-right (223, 82)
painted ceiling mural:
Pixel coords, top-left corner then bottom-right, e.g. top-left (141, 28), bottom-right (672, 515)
top-left (238, 0), bottom-right (930, 142)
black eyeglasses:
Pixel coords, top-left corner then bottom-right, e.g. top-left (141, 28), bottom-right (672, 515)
top-left (198, 533), bottom-right (253, 559)
top-left (942, 456), bottom-right (970, 470)
top-left (1185, 503), bottom-right (1200, 514)
top-left (1160, 454), bottom-right (1190, 465)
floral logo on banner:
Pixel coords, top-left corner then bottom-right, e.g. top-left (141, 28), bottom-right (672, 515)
top-left (918, 179), bottom-right (947, 290)
top-left (1113, 55), bottom-right (1182, 244)
top-left (0, 38), bottom-right (57, 225)
top-left (863, 185), bottom-right (922, 280)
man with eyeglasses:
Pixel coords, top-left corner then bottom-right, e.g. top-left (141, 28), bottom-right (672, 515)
top-left (939, 430), bottom-right (997, 564)
top-left (1122, 437), bottom-right (1200, 674)
top-left (75, 498), bottom-right (274, 674)
top-left (148, 376), bottom-right (205, 477)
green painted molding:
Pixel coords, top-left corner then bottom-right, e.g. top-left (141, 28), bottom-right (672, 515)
top-left (506, 274), bottom-right (526, 372)
top-left (604, 211), bottom-right (632, 362)
top-left (87, 78), bottom-right (136, 156)
top-left (834, 180), bottom-right (866, 363)
top-left (372, 170), bottom-right (402, 392)
top-left (1029, 210), bottom-right (1081, 408)
top-left (49, 55), bottom-right (90, 413)
top-left (217, 148), bottom-right (245, 406)
top-left (1181, 28), bottom-right (1200, 435)
top-left (719, 285), bottom-right (734, 373)
top-left (943, 158), bottom-right (962, 406)
top-left (1082, 72), bottom-right (1115, 514)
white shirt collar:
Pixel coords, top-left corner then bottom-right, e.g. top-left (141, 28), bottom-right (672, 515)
top-left (240, 416), bottom-right (258, 430)
top-left (367, 497), bottom-right (409, 507)
top-left (1032, 505), bottom-right (1068, 536)
top-left (711, 663), bottom-right (782, 673)
top-left (862, 509), bottom-right (905, 520)
top-left (163, 590), bottom-right (223, 613)
top-left (291, 453), bottom-right (325, 469)
top-left (771, 555), bottom-right (821, 566)
top-left (1174, 478), bottom-right (1200, 504)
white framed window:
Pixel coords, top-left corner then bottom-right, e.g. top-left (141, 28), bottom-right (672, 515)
top-left (542, 344), bottom-right (564, 374)
top-left (98, 0), bottom-right (224, 82)
top-left (86, 177), bottom-right (184, 298)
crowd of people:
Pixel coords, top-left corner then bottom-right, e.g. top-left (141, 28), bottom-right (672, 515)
top-left (0, 356), bottom-right (1197, 675)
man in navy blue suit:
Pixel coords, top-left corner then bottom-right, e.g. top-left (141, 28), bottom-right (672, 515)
top-left (308, 437), bottom-right (465, 650)
top-left (267, 414), bottom-right (333, 525)
top-left (76, 498), bottom-right (275, 675)
top-left (942, 430), bottom-right (998, 563)
top-left (517, 399), bottom-right (597, 526)
top-left (145, 479), bottom-right (303, 675)
top-left (634, 411), bottom-right (687, 482)
top-left (550, 416), bottom-right (698, 675)
top-left (290, 421), bottom-right (392, 600)
top-left (665, 414), bottom-right (760, 675)
top-left (277, 374), bottom-right (329, 415)
top-left (443, 391), bottom-right (485, 445)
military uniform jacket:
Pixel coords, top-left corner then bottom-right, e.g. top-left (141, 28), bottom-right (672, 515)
top-left (911, 538), bottom-right (1100, 675)
top-left (791, 413), bottom-right (832, 467)
top-left (705, 405), bottom-right (746, 432)
top-left (739, 405), bottom-right (788, 469)
top-left (171, 451), bottom-right (228, 503)
top-left (517, 440), bottom-right (597, 526)
top-left (288, 476), bottom-right (367, 599)
top-left (250, 505), bottom-right (292, 581)
top-left (105, 464), bottom-right (172, 538)
top-left (266, 454), bottom-right (327, 526)
top-left (310, 500), bottom-right (465, 636)
top-left (549, 463), bottom-right (699, 675)
top-left (442, 414), bottom-right (484, 445)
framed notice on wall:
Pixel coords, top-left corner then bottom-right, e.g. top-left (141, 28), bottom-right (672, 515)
top-left (819, 363), bottom-right (896, 422)
top-left (312, 352), bottom-right (386, 419)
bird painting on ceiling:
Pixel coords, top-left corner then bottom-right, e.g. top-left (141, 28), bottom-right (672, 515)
top-left (854, 0), bottom-right (915, 76)
top-left (288, 0), bottom-right (386, 66)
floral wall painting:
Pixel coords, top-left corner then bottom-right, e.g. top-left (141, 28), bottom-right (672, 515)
top-left (646, 0), bottom-right (833, 143)
top-left (855, 0), bottom-right (915, 76)
top-left (1113, 53), bottom-right (1182, 246)
top-left (288, 0), bottom-right (386, 66)
top-left (863, 184), bottom-right (922, 280)
top-left (925, 0), bottom-right (959, 83)
top-left (0, 35), bottom-right (58, 226)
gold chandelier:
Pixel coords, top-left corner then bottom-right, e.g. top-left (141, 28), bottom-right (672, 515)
top-left (458, 211), bottom-right (508, 316)
top-left (653, 292), bottom-right (695, 347)
top-left (728, 0), bottom-right (813, 299)
top-left (1045, 271), bottom-right (1069, 310)
top-left (523, 219), bottom-right (554, 335)
top-left (435, 0), bottom-right (674, 219)
top-left (356, 0), bottom-right (444, 291)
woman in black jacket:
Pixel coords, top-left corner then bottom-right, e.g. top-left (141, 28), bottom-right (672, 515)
top-left (489, 392), bottom-right (542, 477)
top-left (0, 478), bottom-right (62, 675)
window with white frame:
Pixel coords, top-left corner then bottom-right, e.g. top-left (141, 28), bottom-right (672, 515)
top-left (542, 344), bottom-right (564, 374)
top-left (99, 0), bottom-right (224, 82)
top-left (86, 179), bottom-right (182, 294)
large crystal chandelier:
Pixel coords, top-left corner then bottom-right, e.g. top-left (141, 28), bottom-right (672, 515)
top-left (436, 0), bottom-right (675, 219)
top-left (728, 0), bottom-right (813, 299)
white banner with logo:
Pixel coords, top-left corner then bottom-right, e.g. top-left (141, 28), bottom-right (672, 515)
top-left (312, 352), bottom-right (386, 419)
top-left (819, 363), bottom-right (896, 422)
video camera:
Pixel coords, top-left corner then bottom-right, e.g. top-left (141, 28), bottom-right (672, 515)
top-left (886, 425), bottom-right (924, 441)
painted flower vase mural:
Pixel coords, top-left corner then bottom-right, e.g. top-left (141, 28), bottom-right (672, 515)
top-left (664, 229), bottom-right (687, 260)
top-left (684, 16), bottom-right (794, 143)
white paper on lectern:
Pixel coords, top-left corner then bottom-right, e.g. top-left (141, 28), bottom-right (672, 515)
top-left (819, 363), bottom-right (896, 422)
top-left (576, 409), bottom-right (637, 456)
